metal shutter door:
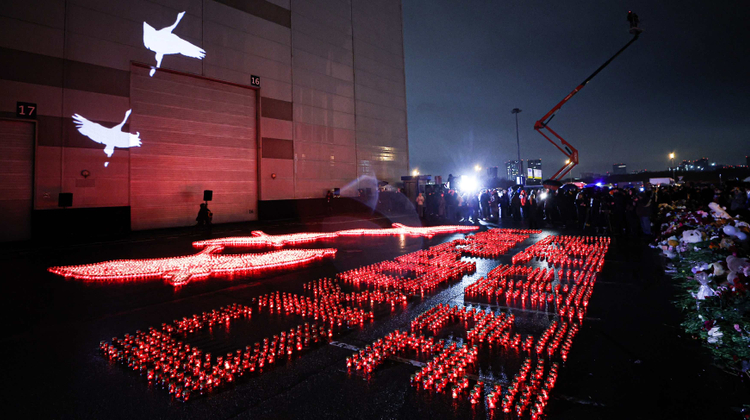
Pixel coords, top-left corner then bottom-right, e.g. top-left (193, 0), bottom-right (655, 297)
top-left (129, 66), bottom-right (258, 230)
top-left (0, 120), bottom-right (33, 241)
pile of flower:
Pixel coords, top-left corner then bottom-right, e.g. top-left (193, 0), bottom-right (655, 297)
top-left (655, 202), bottom-right (750, 374)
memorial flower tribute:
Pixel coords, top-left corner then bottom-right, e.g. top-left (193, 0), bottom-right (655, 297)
top-left (655, 201), bottom-right (750, 374)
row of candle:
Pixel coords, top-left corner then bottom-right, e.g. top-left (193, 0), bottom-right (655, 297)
top-left (511, 235), bottom-right (609, 269)
top-left (337, 260), bottom-right (476, 295)
top-left (192, 224), bottom-right (480, 250)
top-left (412, 342), bottom-right (479, 394)
top-left (49, 246), bottom-right (337, 286)
top-left (453, 229), bottom-right (533, 259)
top-left (256, 291), bottom-right (374, 327)
top-left (529, 363), bottom-right (560, 420)
top-left (100, 304), bottom-right (330, 401)
top-left (302, 278), bottom-right (408, 308)
top-left (169, 303), bottom-right (252, 334)
top-left (347, 330), bottom-right (442, 373)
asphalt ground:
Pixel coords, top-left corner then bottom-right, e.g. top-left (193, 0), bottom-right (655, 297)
top-left (1, 213), bottom-right (747, 419)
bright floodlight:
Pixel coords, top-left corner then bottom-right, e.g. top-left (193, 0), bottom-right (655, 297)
top-left (474, 165), bottom-right (482, 172)
top-left (459, 175), bottom-right (478, 192)
top-left (412, 169), bottom-right (419, 176)
top-left (669, 152), bottom-right (675, 159)
top-left (539, 192), bottom-right (548, 200)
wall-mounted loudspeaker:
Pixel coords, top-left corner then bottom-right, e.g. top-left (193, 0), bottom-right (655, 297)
top-left (58, 193), bottom-right (73, 208)
top-left (203, 190), bottom-right (213, 201)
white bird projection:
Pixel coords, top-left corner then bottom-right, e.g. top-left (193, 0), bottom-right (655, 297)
top-left (143, 11), bottom-right (206, 77)
top-left (72, 109), bottom-right (142, 167)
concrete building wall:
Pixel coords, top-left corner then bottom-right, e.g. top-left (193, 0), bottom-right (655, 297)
top-left (0, 0), bottom-right (407, 234)
top-left (352, 0), bottom-right (408, 183)
top-left (290, 0), bottom-right (357, 198)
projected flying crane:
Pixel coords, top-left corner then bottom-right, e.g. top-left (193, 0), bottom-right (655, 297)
top-left (535, 13), bottom-right (642, 180)
top-left (143, 11), bottom-right (206, 76)
top-left (72, 109), bottom-right (141, 167)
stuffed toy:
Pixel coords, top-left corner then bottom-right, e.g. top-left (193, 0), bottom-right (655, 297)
top-left (681, 229), bottom-right (703, 243)
top-left (708, 202), bottom-right (732, 219)
top-left (727, 255), bottom-right (750, 282)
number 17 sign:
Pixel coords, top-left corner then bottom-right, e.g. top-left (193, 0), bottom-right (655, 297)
top-left (16, 102), bottom-right (37, 119)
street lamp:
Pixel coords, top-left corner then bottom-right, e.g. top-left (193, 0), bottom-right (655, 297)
top-left (511, 108), bottom-right (522, 163)
top-left (474, 164), bottom-right (482, 172)
top-left (412, 168), bottom-right (419, 176)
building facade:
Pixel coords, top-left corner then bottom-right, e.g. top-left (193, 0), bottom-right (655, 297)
top-left (612, 163), bottom-right (627, 175)
top-left (0, 0), bottom-right (409, 240)
top-left (506, 160), bottom-right (523, 181)
top-left (526, 159), bottom-right (542, 185)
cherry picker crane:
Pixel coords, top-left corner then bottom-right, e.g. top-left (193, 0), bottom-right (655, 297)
top-left (535, 13), bottom-right (643, 180)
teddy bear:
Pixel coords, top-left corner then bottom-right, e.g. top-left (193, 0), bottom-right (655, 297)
top-left (708, 202), bottom-right (732, 219)
top-left (727, 255), bottom-right (750, 283)
top-left (681, 229), bottom-right (703, 244)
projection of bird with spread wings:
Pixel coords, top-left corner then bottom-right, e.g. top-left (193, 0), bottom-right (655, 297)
top-left (143, 11), bottom-right (205, 77)
top-left (72, 109), bottom-right (141, 167)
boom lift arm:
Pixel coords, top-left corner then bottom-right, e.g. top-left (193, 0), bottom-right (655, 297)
top-left (535, 25), bottom-right (641, 180)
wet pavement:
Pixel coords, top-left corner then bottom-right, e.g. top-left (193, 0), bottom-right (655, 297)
top-left (1, 213), bottom-right (747, 419)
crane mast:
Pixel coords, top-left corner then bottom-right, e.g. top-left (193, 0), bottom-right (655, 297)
top-left (535, 18), bottom-right (642, 180)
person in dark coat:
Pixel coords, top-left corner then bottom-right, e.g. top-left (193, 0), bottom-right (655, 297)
top-left (480, 189), bottom-right (491, 220)
top-left (635, 190), bottom-right (653, 236)
top-left (500, 190), bottom-right (510, 219)
top-left (196, 203), bottom-right (212, 226)
top-left (326, 190), bottom-right (334, 214)
top-left (511, 191), bottom-right (522, 222)
top-left (528, 192), bottom-right (539, 229)
top-left (469, 193), bottom-right (480, 224)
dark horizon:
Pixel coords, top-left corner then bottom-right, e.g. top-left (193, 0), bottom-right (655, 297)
top-left (403, 0), bottom-right (750, 178)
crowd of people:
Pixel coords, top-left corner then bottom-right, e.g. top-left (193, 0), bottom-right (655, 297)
top-left (416, 182), bottom-right (750, 237)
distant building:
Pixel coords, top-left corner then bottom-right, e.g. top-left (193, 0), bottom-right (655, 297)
top-left (612, 163), bottom-right (627, 175)
top-left (506, 160), bottom-right (523, 181)
top-left (527, 159), bottom-right (542, 185)
top-left (579, 172), bottom-right (604, 181)
top-left (486, 166), bottom-right (498, 179)
top-left (677, 157), bottom-right (711, 171)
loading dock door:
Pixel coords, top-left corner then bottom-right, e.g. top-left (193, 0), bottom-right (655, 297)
top-left (0, 120), bottom-right (34, 241)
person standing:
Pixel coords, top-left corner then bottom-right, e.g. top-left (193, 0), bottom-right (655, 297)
top-left (196, 202), bottom-right (212, 226)
top-left (326, 190), bottom-right (334, 215)
top-left (500, 190), bottom-right (510, 219)
top-left (528, 192), bottom-right (540, 229)
top-left (511, 190), bottom-right (522, 222)
top-left (635, 190), bottom-right (653, 236)
top-left (480, 189), bottom-right (491, 220)
top-left (416, 193), bottom-right (425, 219)
top-left (490, 189), bottom-right (500, 221)
top-left (469, 192), bottom-right (480, 224)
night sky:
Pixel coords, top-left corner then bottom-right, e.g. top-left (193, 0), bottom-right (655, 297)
top-left (402, 0), bottom-right (750, 178)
